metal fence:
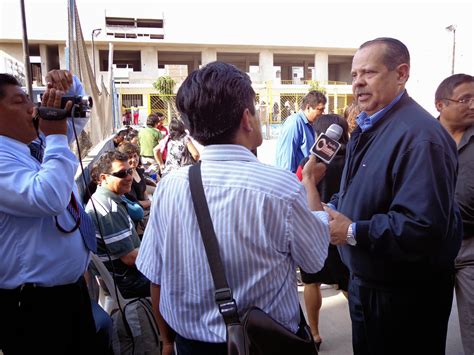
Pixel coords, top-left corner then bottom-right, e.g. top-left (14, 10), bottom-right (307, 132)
top-left (120, 83), bottom-right (353, 137)
top-left (149, 94), bottom-right (178, 125)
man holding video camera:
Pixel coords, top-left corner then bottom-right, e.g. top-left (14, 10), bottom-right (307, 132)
top-left (0, 72), bottom-right (96, 354)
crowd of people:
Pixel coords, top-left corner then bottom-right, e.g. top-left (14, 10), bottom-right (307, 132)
top-left (0, 36), bottom-right (473, 355)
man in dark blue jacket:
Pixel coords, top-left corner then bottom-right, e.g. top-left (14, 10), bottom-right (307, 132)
top-left (325, 37), bottom-right (462, 355)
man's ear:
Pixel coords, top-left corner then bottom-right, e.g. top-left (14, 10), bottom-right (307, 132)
top-left (396, 63), bottom-right (410, 84)
top-left (241, 108), bottom-right (253, 132)
top-left (435, 100), bottom-right (445, 113)
top-left (99, 173), bottom-right (108, 184)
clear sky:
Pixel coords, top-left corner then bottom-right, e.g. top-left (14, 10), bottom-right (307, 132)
top-left (1, 0), bottom-right (473, 114)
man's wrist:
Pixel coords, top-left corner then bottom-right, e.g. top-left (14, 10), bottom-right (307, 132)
top-left (346, 223), bottom-right (357, 246)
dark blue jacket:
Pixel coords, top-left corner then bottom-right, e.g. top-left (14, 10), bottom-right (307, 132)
top-left (331, 92), bottom-right (462, 285)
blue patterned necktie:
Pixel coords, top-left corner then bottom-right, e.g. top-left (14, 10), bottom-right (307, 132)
top-left (28, 140), bottom-right (44, 162)
top-left (28, 140), bottom-right (97, 253)
top-left (66, 194), bottom-right (97, 253)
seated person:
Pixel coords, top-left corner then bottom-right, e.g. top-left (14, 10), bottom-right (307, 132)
top-left (126, 130), bottom-right (139, 146)
top-left (86, 150), bottom-right (150, 299)
top-left (113, 129), bottom-right (128, 148)
top-left (117, 143), bottom-right (151, 210)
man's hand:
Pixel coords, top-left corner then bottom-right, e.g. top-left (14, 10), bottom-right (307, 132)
top-left (324, 206), bottom-right (353, 245)
top-left (46, 69), bottom-right (73, 92)
top-left (301, 155), bottom-right (326, 185)
top-left (38, 88), bottom-right (72, 136)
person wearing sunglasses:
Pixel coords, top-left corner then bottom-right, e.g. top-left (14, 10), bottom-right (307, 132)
top-left (117, 143), bottom-right (152, 210)
top-left (86, 150), bottom-right (150, 299)
top-left (435, 73), bottom-right (474, 355)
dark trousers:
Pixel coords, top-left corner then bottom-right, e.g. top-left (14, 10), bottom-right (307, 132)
top-left (0, 277), bottom-right (97, 355)
top-left (348, 274), bottom-right (455, 355)
top-left (175, 333), bottom-right (226, 355)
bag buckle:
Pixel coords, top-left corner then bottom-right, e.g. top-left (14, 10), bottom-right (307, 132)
top-left (215, 288), bottom-right (233, 303)
top-left (215, 288), bottom-right (239, 323)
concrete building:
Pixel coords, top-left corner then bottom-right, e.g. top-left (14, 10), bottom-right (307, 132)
top-left (0, 2), bottom-right (355, 124)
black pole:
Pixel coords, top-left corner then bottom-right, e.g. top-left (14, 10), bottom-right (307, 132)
top-left (20, 0), bottom-right (33, 99)
top-left (92, 31), bottom-right (96, 77)
top-left (451, 29), bottom-right (456, 75)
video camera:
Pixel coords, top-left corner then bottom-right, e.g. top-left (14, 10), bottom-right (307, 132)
top-left (37, 95), bottom-right (93, 121)
top-left (61, 96), bottom-right (93, 118)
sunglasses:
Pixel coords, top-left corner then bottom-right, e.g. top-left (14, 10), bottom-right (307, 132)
top-left (109, 168), bottom-right (133, 178)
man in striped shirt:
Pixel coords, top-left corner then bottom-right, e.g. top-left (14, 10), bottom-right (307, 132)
top-left (137, 61), bottom-right (330, 355)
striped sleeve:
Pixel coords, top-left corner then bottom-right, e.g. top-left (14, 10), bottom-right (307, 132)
top-left (288, 187), bottom-right (330, 273)
top-left (136, 183), bottom-right (166, 285)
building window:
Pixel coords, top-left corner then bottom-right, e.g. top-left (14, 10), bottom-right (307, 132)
top-left (106, 17), bottom-right (135, 27)
top-left (121, 94), bottom-right (143, 108)
top-left (137, 19), bottom-right (163, 28)
top-left (105, 16), bottom-right (165, 40)
top-left (99, 50), bottom-right (142, 72)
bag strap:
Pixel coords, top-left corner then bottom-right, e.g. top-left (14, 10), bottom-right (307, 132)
top-left (189, 162), bottom-right (240, 325)
top-left (189, 162), bottom-right (308, 329)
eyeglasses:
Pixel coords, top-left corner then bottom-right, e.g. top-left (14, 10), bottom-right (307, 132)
top-left (109, 168), bottom-right (133, 178)
top-left (443, 98), bottom-right (474, 105)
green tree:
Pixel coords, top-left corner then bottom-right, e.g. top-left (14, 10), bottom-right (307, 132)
top-left (153, 76), bottom-right (176, 119)
top-left (308, 80), bottom-right (327, 95)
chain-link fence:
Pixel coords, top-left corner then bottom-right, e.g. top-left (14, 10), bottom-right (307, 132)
top-left (149, 94), bottom-right (178, 125)
top-left (120, 84), bottom-right (353, 138)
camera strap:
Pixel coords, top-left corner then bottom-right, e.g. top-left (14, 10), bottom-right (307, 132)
top-left (55, 193), bottom-right (81, 234)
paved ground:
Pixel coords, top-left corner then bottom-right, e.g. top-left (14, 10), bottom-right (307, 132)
top-left (297, 285), bottom-right (462, 354)
top-left (0, 137), bottom-right (461, 355)
top-left (259, 137), bottom-right (463, 354)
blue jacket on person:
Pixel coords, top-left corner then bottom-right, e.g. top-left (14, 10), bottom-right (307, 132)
top-left (330, 92), bottom-right (462, 285)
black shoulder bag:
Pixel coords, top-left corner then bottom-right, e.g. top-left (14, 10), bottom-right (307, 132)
top-left (188, 162), bottom-right (318, 355)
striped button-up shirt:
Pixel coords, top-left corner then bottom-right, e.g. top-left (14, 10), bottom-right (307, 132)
top-left (137, 144), bottom-right (329, 342)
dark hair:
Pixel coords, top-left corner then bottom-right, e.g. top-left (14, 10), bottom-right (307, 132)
top-left (93, 150), bottom-right (128, 175)
top-left (0, 74), bottom-right (20, 99)
top-left (117, 142), bottom-right (140, 156)
top-left (176, 61), bottom-right (256, 145)
top-left (301, 90), bottom-right (327, 110)
top-left (343, 103), bottom-right (360, 133)
top-left (146, 113), bottom-right (160, 127)
top-left (156, 112), bottom-right (165, 121)
top-left (126, 131), bottom-right (138, 141)
top-left (435, 73), bottom-right (474, 102)
top-left (115, 129), bottom-right (128, 138)
top-left (314, 114), bottom-right (349, 145)
top-left (168, 118), bottom-right (187, 140)
top-left (360, 37), bottom-right (410, 70)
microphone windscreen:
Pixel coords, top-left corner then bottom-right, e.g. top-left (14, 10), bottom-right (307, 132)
top-left (326, 124), bottom-right (343, 141)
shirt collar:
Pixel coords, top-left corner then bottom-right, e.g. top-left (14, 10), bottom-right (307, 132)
top-left (297, 111), bottom-right (310, 124)
top-left (95, 185), bottom-right (124, 204)
top-left (200, 144), bottom-right (259, 162)
top-left (356, 91), bottom-right (405, 132)
top-left (459, 124), bottom-right (474, 150)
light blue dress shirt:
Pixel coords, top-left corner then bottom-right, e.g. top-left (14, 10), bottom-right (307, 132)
top-left (0, 75), bottom-right (90, 288)
top-left (0, 135), bottom-right (89, 288)
top-left (355, 91), bottom-right (404, 132)
top-left (137, 144), bottom-right (330, 342)
top-left (275, 111), bottom-right (315, 172)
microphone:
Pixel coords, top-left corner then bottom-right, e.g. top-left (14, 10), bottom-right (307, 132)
top-left (310, 123), bottom-right (343, 164)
